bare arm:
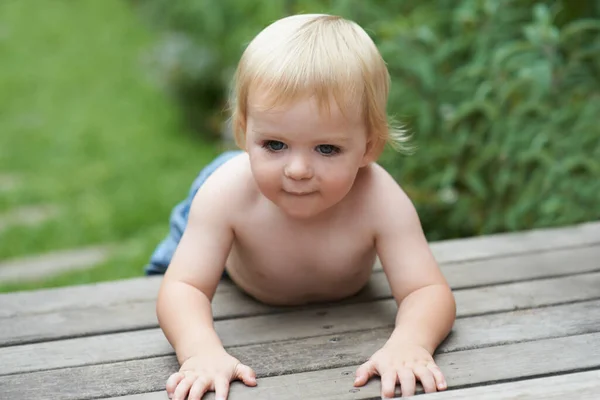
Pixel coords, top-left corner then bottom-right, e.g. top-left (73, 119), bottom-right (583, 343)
top-left (354, 167), bottom-right (456, 398)
top-left (375, 182), bottom-right (456, 353)
top-left (156, 181), bottom-right (234, 364)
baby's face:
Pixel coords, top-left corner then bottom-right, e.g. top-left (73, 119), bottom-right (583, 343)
top-left (245, 92), bottom-right (370, 219)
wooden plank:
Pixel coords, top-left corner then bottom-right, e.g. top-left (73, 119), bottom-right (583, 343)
top-left (3, 296), bottom-right (600, 376)
top-left (0, 285), bottom-right (280, 347)
top-left (436, 245), bottom-right (600, 288)
top-left (2, 222), bottom-right (598, 317)
top-left (2, 243), bottom-right (598, 321)
top-left (0, 276), bottom-right (162, 318)
top-left (106, 369), bottom-right (600, 400)
top-left (453, 271), bottom-right (600, 317)
top-left (424, 220), bottom-right (600, 264)
top-left (2, 265), bottom-right (599, 347)
top-left (414, 370), bottom-right (600, 399)
top-left (2, 332), bottom-right (599, 399)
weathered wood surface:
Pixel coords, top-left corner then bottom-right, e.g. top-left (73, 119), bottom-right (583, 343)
top-left (2, 244), bottom-right (599, 346)
top-left (3, 280), bottom-right (600, 376)
top-left (3, 332), bottom-right (600, 399)
top-left (107, 370), bottom-right (600, 400)
top-left (1, 221), bottom-right (599, 400)
top-left (2, 220), bottom-right (598, 318)
top-left (417, 370), bottom-right (600, 400)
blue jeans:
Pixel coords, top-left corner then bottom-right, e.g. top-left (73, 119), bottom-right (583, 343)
top-left (145, 150), bottom-right (243, 275)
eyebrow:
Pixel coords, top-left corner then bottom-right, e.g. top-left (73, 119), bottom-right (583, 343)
top-left (252, 130), bottom-right (351, 143)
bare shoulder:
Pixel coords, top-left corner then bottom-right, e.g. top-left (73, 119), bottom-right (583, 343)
top-left (188, 152), bottom-right (258, 218)
top-left (352, 162), bottom-right (419, 233)
top-left (165, 152), bottom-right (256, 291)
top-left (353, 162), bottom-right (413, 209)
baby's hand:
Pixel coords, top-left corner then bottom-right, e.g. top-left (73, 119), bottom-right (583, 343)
top-left (354, 341), bottom-right (447, 398)
top-left (166, 348), bottom-right (257, 400)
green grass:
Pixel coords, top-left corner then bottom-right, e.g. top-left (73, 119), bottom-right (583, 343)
top-left (0, 0), bottom-right (220, 292)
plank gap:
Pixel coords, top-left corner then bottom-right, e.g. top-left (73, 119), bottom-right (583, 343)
top-left (10, 320), bottom-right (599, 380)
top-left (3, 280), bottom-right (599, 350)
top-left (5, 297), bottom-right (600, 377)
top-left (0, 323), bottom-right (158, 349)
top-left (4, 263), bottom-right (600, 322)
top-left (3, 225), bottom-right (599, 319)
top-left (444, 266), bottom-right (600, 291)
top-left (3, 263), bottom-right (600, 347)
top-left (356, 366), bottom-right (600, 400)
top-left (437, 365), bottom-right (600, 393)
top-left (438, 241), bottom-right (600, 266)
top-left (3, 332), bottom-right (599, 399)
top-left (442, 331), bottom-right (600, 354)
top-left (458, 296), bottom-right (600, 319)
top-left (0, 352), bottom-right (166, 379)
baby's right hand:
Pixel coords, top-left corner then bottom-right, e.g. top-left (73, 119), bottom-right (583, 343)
top-left (166, 348), bottom-right (257, 400)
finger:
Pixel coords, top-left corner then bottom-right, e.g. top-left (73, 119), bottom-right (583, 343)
top-left (214, 377), bottom-right (230, 400)
top-left (235, 363), bottom-right (257, 387)
top-left (354, 361), bottom-right (376, 387)
top-left (166, 372), bottom-right (184, 398)
top-left (415, 365), bottom-right (437, 393)
top-left (187, 378), bottom-right (210, 400)
top-left (172, 377), bottom-right (195, 400)
top-left (380, 371), bottom-right (398, 399)
top-left (398, 368), bottom-right (416, 397)
top-left (427, 362), bottom-right (447, 391)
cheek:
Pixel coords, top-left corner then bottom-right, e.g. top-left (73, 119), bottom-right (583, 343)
top-left (249, 151), bottom-right (281, 187)
top-left (318, 160), bottom-right (359, 191)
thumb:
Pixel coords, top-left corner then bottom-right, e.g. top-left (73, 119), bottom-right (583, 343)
top-left (235, 363), bottom-right (257, 387)
top-left (354, 361), bottom-right (376, 387)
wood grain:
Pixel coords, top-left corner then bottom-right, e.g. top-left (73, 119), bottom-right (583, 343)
top-left (4, 223), bottom-right (600, 400)
top-left (2, 332), bottom-right (599, 400)
top-left (2, 249), bottom-right (598, 346)
top-left (415, 370), bottom-right (600, 400)
top-left (0, 276), bottom-right (162, 318)
top-left (2, 221), bottom-right (598, 318)
top-left (3, 295), bottom-right (600, 376)
top-left (421, 220), bottom-right (600, 264)
top-left (106, 369), bottom-right (600, 400)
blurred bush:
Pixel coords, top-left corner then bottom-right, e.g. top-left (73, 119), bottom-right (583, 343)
top-left (134, 0), bottom-right (600, 240)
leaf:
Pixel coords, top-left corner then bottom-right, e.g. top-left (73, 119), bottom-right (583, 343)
top-left (492, 41), bottom-right (534, 73)
top-left (533, 3), bottom-right (552, 25)
top-left (448, 101), bottom-right (497, 132)
top-left (464, 170), bottom-right (487, 199)
top-left (560, 19), bottom-right (600, 43)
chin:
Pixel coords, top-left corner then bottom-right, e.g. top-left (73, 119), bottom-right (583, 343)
top-left (280, 206), bottom-right (321, 220)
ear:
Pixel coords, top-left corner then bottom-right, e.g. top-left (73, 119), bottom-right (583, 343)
top-left (233, 114), bottom-right (248, 150)
top-left (360, 150), bottom-right (372, 167)
top-left (360, 136), bottom-right (384, 166)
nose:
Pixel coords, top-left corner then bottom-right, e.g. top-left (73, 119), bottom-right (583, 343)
top-left (284, 153), bottom-right (313, 180)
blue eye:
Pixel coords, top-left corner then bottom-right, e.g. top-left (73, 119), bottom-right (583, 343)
top-left (316, 144), bottom-right (340, 155)
top-left (264, 140), bottom-right (286, 152)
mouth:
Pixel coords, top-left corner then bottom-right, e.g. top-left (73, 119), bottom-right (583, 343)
top-left (285, 191), bottom-right (316, 196)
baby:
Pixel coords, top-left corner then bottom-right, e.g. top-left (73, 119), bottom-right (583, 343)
top-left (151, 13), bottom-right (456, 400)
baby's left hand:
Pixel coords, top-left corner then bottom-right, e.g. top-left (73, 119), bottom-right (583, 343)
top-left (354, 341), bottom-right (447, 398)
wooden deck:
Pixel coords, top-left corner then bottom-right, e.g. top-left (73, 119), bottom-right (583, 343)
top-left (1, 221), bottom-right (600, 399)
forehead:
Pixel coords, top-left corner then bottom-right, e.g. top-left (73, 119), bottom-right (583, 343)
top-left (247, 90), bottom-right (363, 134)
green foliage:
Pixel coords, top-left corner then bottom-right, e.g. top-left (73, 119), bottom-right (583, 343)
top-left (0, 0), bottom-right (219, 291)
top-left (135, 0), bottom-right (600, 240)
top-left (134, 0), bottom-right (289, 137)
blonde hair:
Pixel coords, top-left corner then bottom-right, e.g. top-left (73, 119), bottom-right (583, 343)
top-left (230, 14), bottom-right (408, 158)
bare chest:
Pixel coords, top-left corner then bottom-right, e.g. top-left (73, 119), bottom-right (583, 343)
top-left (227, 215), bottom-right (376, 305)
